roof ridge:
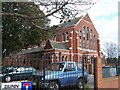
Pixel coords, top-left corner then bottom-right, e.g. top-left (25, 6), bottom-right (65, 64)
top-left (59, 15), bottom-right (84, 28)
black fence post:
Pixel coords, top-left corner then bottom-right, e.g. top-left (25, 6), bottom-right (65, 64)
top-left (82, 56), bottom-right (85, 90)
top-left (43, 54), bottom-right (46, 83)
top-left (94, 57), bottom-right (97, 90)
top-left (116, 59), bottom-right (118, 76)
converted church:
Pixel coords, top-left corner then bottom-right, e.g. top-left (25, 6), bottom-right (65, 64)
top-left (3, 14), bottom-right (105, 74)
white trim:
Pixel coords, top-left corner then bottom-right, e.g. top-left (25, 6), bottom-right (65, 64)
top-left (75, 14), bottom-right (85, 26)
top-left (65, 40), bottom-right (69, 42)
top-left (82, 19), bottom-right (92, 24)
top-left (61, 52), bottom-right (70, 55)
top-left (75, 30), bottom-right (79, 33)
top-left (70, 31), bottom-right (73, 33)
top-left (62, 52), bottom-right (98, 56)
top-left (76, 37), bottom-right (79, 39)
top-left (62, 41), bottom-right (65, 43)
top-left (69, 47), bottom-right (72, 49)
top-left (77, 47), bottom-right (97, 52)
top-left (70, 37), bottom-right (72, 39)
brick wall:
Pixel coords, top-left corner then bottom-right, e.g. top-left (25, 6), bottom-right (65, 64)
top-left (97, 57), bottom-right (120, 89)
top-left (102, 76), bottom-right (119, 88)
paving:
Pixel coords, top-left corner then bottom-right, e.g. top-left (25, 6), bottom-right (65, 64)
top-left (87, 74), bottom-right (94, 88)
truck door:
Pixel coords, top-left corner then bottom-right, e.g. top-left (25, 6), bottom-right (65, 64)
top-left (63, 63), bottom-right (77, 85)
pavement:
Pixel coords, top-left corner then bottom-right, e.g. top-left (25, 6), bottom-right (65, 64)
top-left (87, 74), bottom-right (94, 88)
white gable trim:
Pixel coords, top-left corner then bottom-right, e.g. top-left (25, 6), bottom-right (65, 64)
top-left (75, 13), bottom-right (86, 26)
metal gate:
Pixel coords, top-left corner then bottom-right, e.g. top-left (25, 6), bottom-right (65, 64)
top-left (1, 53), bottom-right (97, 90)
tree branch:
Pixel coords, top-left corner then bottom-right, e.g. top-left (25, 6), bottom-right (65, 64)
top-left (1, 2), bottom-right (68, 20)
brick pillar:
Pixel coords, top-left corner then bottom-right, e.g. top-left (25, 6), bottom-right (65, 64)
top-left (96, 57), bottom-right (103, 88)
top-left (75, 30), bottom-right (80, 62)
top-left (69, 31), bottom-right (74, 61)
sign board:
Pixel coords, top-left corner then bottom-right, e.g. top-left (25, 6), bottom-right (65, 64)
top-left (1, 82), bottom-right (32, 90)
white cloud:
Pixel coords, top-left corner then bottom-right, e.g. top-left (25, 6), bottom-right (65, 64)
top-left (88, 0), bottom-right (119, 49)
top-left (89, 0), bottom-right (118, 18)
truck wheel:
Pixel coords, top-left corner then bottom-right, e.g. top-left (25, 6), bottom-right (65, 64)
top-left (77, 79), bottom-right (84, 89)
top-left (48, 81), bottom-right (59, 90)
top-left (4, 76), bottom-right (11, 82)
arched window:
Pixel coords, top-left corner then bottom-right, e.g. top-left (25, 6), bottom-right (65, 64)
top-left (66, 32), bottom-right (69, 41)
top-left (65, 56), bottom-right (68, 61)
top-left (82, 26), bottom-right (86, 48)
top-left (62, 56), bottom-right (64, 61)
top-left (86, 27), bottom-right (89, 40)
top-left (89, 29), bottom-right (92, 49)
top-left (54, 34), bottom-right (56, 41)
top-left (62, 33), bottom-right (65, 41)
top-left (23, 59), bottom-right (25, 64)
top-left (90, 29), bottom-right (92, 39)
top-left (93, 35), bottom-right (96, 50)
top-left (80, 31), bottom-right (82, 48)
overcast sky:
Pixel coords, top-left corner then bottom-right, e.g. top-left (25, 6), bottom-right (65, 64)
top-left (88, 0), bottom-right (119, 49)
top-left (50, 0), bottom-right (119, 50)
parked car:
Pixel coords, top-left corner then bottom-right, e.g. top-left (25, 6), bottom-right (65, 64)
top-left (0, 66), bottom-right (37, 82)
top-left (30, 61), bottom-right (88, 89)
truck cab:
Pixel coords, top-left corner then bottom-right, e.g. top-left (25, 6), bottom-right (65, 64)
top-left (31, 61), bottom-right (88, 89)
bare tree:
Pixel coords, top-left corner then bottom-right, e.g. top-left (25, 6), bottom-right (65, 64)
top-left (1, 0), bottom-right (99, 23)
top-left (103, 42), bottom-right (118, 58)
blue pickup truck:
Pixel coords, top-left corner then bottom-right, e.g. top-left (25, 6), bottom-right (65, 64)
top-left (30, 61), bottom-right (88, 89)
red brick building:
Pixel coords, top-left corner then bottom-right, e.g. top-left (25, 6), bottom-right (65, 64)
top-left (3, 13), bottom-right (103, 74)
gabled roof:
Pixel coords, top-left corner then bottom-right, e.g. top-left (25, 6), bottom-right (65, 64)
top-left (60, 16), bottom-right (83, 28)
top-left (44, 40), bottom-right (69, 50)
top-left (18, 46), bottom-right (44, 54)
top-left (59, 13), bottom-right (95, 29)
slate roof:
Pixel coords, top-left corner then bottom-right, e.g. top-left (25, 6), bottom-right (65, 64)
top-left (60, 16), bottom-right (83, 28)
top-left (49, 40), bottom-right (69, 50)
top-left (18, 46), bottom-right (44, 54)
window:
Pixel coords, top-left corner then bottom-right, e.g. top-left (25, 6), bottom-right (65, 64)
top-left (90, 29), bottom-right (92, 39)
top-left (91, 57), bottom-right (94, 63)
top-left (65, 56), bottom-right (68, 61)
top-left (23, 59), bottom-right (25, 64)
top-left (77, 63), bottom-right (82, 69)
top-left (47, 63), bottom-right (65, 71)
top-left (66, 32), bottom-right (69, 41)
top-left (93, 35), bottom-right (96, 50)
top-left (54, 35), bottom-right (56, 41)
top-left (17, 67), bottom-right (25, 72)
top-left (83, 36), bottom-right (86, 48)
top-left (80, 31), bottom-right (82, 48)
top-left (62, 33), bottom-right (65, 41)
top-left (62, 56), bottom-right (64, 61)
top-left (86, 27), bottom-right (89, 40)
top-left (89, 29), bottom-right (92, 49)
top-left (64, 63), bottom-right (75, 72)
